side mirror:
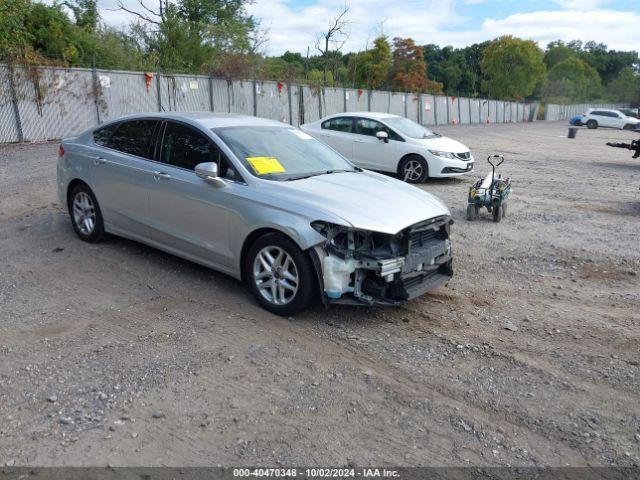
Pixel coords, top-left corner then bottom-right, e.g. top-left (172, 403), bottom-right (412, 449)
top-left (376, 131), bottom-right (389, 143)
top-left (195, 162), bottom-right (225, 187)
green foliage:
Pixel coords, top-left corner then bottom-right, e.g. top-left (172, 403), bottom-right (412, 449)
top-left (544, 41), bottom-right (574, 69)
top-left (0, 0), bottom-right (34, 61)
top-left (546, 57), bottom-right (601, 102)
top-left (481, 36), bottom-right (546, 100)
top-left (423, 42), bottom-right (489, 96)
top-left (606, 67), bottom-right (640, 104)
top-left (347, 37), bottom-right (392, 89)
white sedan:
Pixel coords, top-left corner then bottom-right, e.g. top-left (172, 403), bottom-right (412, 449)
top-left (301, 112), bottom-right (474, 183)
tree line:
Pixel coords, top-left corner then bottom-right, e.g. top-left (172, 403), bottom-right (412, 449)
top-left (1, 0), bottom-right (638, 105)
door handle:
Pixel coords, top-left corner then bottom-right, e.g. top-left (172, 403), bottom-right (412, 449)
top-left (153, 171), bottom-right (171, 180)
top-left (93, 157), bottom-right (106, 165)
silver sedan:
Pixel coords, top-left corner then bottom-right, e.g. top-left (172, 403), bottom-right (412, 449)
top-left (57, 113), bottom-right (454, 315)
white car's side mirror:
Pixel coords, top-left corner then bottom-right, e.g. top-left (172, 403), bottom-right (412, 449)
top-left (376, 131), bottom-right (389, 143)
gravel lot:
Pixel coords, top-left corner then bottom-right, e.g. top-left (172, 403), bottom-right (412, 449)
top-left (0, 121), bottom-right (639, 468)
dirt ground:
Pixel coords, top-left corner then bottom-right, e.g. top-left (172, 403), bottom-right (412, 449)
top-left (0, 121), bottom-right (639, 468)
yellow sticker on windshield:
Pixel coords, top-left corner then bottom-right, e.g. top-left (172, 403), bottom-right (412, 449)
top-left (246, 156), bottom-right (286, 175)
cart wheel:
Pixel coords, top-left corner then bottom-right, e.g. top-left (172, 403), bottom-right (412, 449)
top-left (502, 202), bottom-right (507, 218)
top-left (466, 204), bottom-right (476, 221)
top-left (493, 204), bottom-right (502, 223)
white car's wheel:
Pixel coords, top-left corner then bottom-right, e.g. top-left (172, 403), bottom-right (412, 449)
top-left (399, 155), bottom-right (428, 183)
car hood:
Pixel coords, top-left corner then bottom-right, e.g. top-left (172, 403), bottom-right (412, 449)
top-left (263, 171), bottom-right (450, 234)
top-left (413, 135), bottom-right (470, 153)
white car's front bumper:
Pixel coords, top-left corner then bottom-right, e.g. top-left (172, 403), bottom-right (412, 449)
top-left (428, 154), bottom-right (475, 177)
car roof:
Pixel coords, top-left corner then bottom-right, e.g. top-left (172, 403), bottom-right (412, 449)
top-left (587, 108), bottom-right (622, 114)
top-left (322, 112), bottom-right (400, 120)
top-left (98, 112), bottom-right (289, 129)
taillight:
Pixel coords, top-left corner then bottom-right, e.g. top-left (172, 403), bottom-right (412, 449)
top-left (58, 145), bottom-right (64, 157)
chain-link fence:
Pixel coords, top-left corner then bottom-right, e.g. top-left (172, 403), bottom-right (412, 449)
top-left (0, 63), bottom-right (617, 144)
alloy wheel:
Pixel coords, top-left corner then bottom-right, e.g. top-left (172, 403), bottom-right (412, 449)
top-left (403, 160), bottom-right (423, 181)
top-left (72, 191), bottom-right (96, 235)
top-left (252, 246), bottom-right (299, 305)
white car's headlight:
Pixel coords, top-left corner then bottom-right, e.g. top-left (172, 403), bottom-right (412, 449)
top-left (428, 150), bottom-right (456, 159)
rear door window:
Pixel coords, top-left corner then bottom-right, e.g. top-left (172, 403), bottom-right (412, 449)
top-left (322, 117), bottom-right (353, 133)
top-left (108, 120), bottom-right (159, 159)
top-left (93, 123), bottom-right (120, 147)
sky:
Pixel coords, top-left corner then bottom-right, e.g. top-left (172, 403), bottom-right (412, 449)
top-left (97, 0), bottom-right (640, 55)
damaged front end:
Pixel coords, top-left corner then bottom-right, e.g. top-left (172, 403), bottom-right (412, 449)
top-left (311, 216), bottom-right (454, 306)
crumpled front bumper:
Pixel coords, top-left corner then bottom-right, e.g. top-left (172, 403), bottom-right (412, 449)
top-left (313, 216), bottom-right (454, 306)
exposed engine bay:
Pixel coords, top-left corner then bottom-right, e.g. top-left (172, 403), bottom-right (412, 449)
top-left (312, 216), bottom-right (454, 305)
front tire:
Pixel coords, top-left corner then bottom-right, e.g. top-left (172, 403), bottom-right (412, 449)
top-left (68, 183), bottom-right (106, 243)
top-left (466, 204), bottom-right (478, 221)
top-left (399, 155), bottom-right (428, 183)
top-left (245, 233), bottom-right (317, 316)
top-left (586, 120), bottom-right (597, 129)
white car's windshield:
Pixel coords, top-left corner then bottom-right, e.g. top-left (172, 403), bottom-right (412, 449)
top-left (384, 117), bottom-right (440, 139)
top-left (214, 126), bottom-right (358, 181)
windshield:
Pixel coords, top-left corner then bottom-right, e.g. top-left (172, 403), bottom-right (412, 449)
top-left (383, 117), bottom-right (440, 139)
top-left (214, 126), bottom-right (357, 181)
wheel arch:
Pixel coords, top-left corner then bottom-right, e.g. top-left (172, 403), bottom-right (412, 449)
top-left (66, 178), bottom-right (91, 211)
top-left (239, 227), bottom-right (319, 282)
top-left (397, 152), bottom-right (428, 176)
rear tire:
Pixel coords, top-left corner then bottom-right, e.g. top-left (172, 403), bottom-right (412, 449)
top-left (586, 120), bottom-right (597, 129)
top-left (245, 233), bottom-right (317, 316)
top-left (493, 204), bottom-right (502, 223)
top-left (68, 183), bottom-right (106, 243)
top-left (399, 155), bottom-right (428, 183)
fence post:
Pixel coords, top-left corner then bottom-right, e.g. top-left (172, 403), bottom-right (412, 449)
top-left (91, 58), bottom-right (101, 124)
top-left (208, 75), bottom-right (214, 112)
top-left (343, 88), bottom-right (347, 112)
top-left (445, 96), bottom-right (450, 125)
top-left (287, 82), bottom-right (293, 125)
top-left (299, 85), bottom-right (305, 125)
top-left (252, 79), bottom-right (258, 117)
top-left (403, 93), bottom-right (407, 118)
top-left (457, 96), bottom-right (462, 124)
top-left (367, 90), bottom-right (371, 112)
top-left (156, 71), bottom-right (162, 112)
top-left (7, 65), bottom-right (24, 142)
top-left (318, 87), bottom-right (323, 118)
top-left (418, 94), bottom-right (423, 125)
top-left (433, 95), bottom-right (438, 125)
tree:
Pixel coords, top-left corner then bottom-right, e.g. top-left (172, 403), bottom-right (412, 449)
top-left (481, 36), bottom-right (546, 99)
top-left (314, 5), bottom-right (349, 87)
top-left (348, 36), bottom-right (391, 89)
top-left (544, 41), bottom-right (574, 69)
top-left (0, 0), bottom-right (34, 62)
top-left (606, 67), bottom-right (640, 104)
top-left (63, 0), bottom-right (99, 31)
top-left (546, 57), bottom-right (601, 102)
top-left (389, 37), bottom-right (442, 94)
top-left (117, 0), bottom-right (256, 73)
